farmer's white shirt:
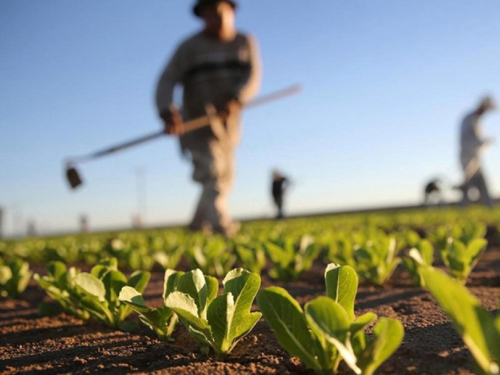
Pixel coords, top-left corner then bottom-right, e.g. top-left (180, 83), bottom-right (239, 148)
top-left (460, 112), bottom-right (485, 175)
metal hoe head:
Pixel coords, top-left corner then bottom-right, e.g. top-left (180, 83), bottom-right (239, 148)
top-left (66, 164), bottom-right (83, 189)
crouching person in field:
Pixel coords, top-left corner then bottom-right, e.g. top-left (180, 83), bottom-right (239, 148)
top-left (156, 0), bottom-right (262, 237)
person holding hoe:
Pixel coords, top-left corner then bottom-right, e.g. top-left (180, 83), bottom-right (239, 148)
top-left (459, 96), bottom-right (496, 207)
top-left (156, 0), bottom-right (262, 236)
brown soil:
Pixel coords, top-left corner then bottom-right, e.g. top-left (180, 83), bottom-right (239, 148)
top-left (1, 247), bottom-right (499, 375)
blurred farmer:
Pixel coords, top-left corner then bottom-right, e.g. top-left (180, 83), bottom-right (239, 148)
top-left (423, 179), bottom-right (442, 206)
top-left (459, 97), bottom-right (496, 207)
top-left (156, 0), bottom-right (261, 236)
top-left (272, 170), bottom-right (290, 219)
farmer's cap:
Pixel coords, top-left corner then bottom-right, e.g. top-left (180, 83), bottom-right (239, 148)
top-left (193, 0), bottom-right (237, 17)
top-left (479, 96), bottom-right (496, 111)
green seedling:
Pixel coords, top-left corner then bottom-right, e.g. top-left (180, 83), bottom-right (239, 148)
top-left (264, 235), bottom-right (320, 281)
top-left (325, 236), bottom-right (355, 269)
top-left (352, 236), bottom-right (401, 286)
top-left (440, 238), bottom-right (487, 284)
top-left (234, 243), bottom-right (267, 274)
top-left (73, 258), bottom-right (150, 329)
top-left (421, 266), bottom-right (500, 375)
top-left (0, 258), bottom-right (32, 298)
top-left (258, 264), bottom-right (404, 375)
top-left (34, 261), bottom-right (89, 319)
top-left (402, 239), bottom-right (434, 287)
top-left (119, 269), bottom-right (183, 341)
top-left (154, 245), bottom-right (185, 271)
top-left (165, 268), bottom-right (261, 357)
top-left (186, 236), bottom-right (237, 278)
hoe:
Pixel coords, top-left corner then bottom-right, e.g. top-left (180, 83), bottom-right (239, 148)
top-left (65, 84), bottom-right (302, 189)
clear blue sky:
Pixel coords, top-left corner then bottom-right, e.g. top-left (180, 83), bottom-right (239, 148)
top-left (1, 1), bottom-right (499, 236)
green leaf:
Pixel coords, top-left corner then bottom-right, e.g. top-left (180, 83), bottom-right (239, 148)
top-left (118, 286), bottom-right (150, 314)
top-left (205, 275), bottom-right (219, 305)
top-left (101, 270), bottom-right (127, 305)
top-left (47, 261), bottom-right (67, 282)
top-left (163, 269), bottom-right (184, 301)
top-left (304, 296), bottom-right (357, 372)
top-left (177, 269), bottom-right (209, 314)
top-left (324, 264), bottom-right (358, 321)
top-left (119, 286), bottom-right (172, 338)
top-left (128, 271), bottom-right (151, 293)
top-left (207, 293), bottom-right (236, 355)
top-left (78, 292), bottom-right (111, 318)
top-left (0, 266), bottom-right (12, 284)
top-left (165, 291), bottom-right (209, 331)
top-left (223, 269), bottom-right (261, 337)
top-left (233, 311), bottom-right (261, 342)
top-left (350, 312), bottom-right (377, 337)
top-left (420, 266), bottom-right (497, 374)
top-left (419, 240), bottom-right (434, 265)
top-left (467, 238), bottom-right (487, 263)
top-left (257, 287), bottom-right (320, 371)
top-left (304, 297), bottom-right (351, 340)
top-left (264, 242), bottom-right (289, 267)
top-left (356, 318), bottom-right (404, 375)
top-left (74, 273), bottom-right (106, 302)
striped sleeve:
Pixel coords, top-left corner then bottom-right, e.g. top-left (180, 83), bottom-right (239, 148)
top-left (155, 44), bottom-right (186, 117)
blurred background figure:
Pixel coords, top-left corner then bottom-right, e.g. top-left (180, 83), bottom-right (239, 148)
top-left (132, 214), bottom-right (143, 229)
top-left (459, 96), bottom-right (496, 207)
top-left (27, 220), bottom-right (37, 237)
top-left (272, 170), bottom-right (290, 219)
top-left (156, 0), bottom-right (261, 237)
top-left (423, 179), bottom-right (442, 206)
top-left (80, 214), bottom-right (89, 233)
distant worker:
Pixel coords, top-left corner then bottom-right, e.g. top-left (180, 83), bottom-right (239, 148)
top-left (272, 170), bottom-right (290, 219)
top-left (132, 214), bottom-right (142, 229)
top-left (423, 179), bottom-right (442, 206)
top-left (459, 97), bottom-right (496, 207)
top-left (156, 0), bottom-right (261, 237)
top-left (27, 220), bottom-right (36, 237)
top-left (80, 214), bottom-right (89, 233)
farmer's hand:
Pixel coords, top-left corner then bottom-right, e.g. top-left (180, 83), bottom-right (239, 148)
top-left (161, 106), bottom-right (184, 136)
top-left (220, 98), bottom-right (241, 121)
top-left (481, 137), bottom-right (496, 149)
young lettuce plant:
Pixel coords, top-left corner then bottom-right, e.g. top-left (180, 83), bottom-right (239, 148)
top-left (153, 245), bottom-right (185, 271)
top-left (34, 261), bottom-right (89, 319)
top-left (234, 243), bottom-right (267, 274)
top-left (0, 258), bottom-right (32, 298)
top-left (457, 222), bottom-right (487, 245)
top-left (257, 264), bottom-right (404, 375)
top-left (73, 258), bottom-right (150, 330)
top-left (264, 235), bottom-right (320, 281)
top-left (402, 239), bottom-right (434, 287)
top-left (429, 222), bottom-right (486, 251)
top-left (325, 236), bottom-right (355, 268)
top-left (420, 266), bottom-right (500, 375)
top-left (440, 237), bottom-right (487, 284)
top-left (119, 269), bottom-right (183, 341)
top-left (352, 236), bottom-right (401, 286)
top-left (186, 236), bottom-right (237, 278)
top-left (165, 268), bottom-right (261, 357)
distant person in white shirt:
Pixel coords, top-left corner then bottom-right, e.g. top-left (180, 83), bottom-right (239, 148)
top-left (459, 97), bottom-right (496, 207)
